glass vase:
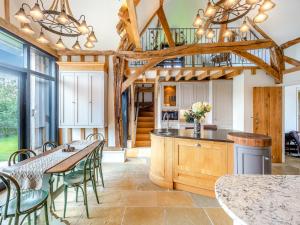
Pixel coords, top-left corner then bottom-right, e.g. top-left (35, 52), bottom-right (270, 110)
top-left (193, 119), bottom-right (201, 134)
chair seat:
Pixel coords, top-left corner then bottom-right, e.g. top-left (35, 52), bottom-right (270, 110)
top-left (1, 190), bottom-right (48, 216)
top-left (64, 170), bottom-right (91, 186)
top-left (76, 159), bottom-right (99, 171)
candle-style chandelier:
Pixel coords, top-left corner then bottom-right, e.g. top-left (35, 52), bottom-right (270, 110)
top-left (14, 0), bottom-right (98, 50)
top-left (193, 0), bottom-right (276, 39)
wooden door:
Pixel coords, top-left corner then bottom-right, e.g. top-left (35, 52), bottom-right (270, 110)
top-left (75, 73), bottom-right (89, 126)
top-left (253, 87), bottom-right (282, 163)
top-left (89, 72), bottom-right (104, 127)
top-left (60, 72), bottom-right (75, 126)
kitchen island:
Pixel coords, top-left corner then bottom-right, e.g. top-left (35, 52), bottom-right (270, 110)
top-left (150, 129), bottom-right (272, 197)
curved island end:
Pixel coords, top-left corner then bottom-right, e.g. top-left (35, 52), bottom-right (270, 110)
top-left (150, 129), bottom-right (272, 197)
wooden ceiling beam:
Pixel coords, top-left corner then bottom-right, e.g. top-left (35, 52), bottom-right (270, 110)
top-left (232, 50), bottom-right (281, 82)
top-left (280, 37), bottom-right (300, 50)
top-left (57, 50), bottom-right (115, 56)
top-left (175, 70), bottom-right (183, 81)
top-left (165, 71), bottom-right (171, 81)
top-left (197, 71), bottom-right (210, 80)
top-left (246, 17), bottom-right (273, 41)
top-left (184, 70), bottom-right (194, 81)
top-left (126, 0), bottom-right (142, 50)
top-left (283, 66), bottom-right (300, 75)
top-left (4, 0), bottom-right (10, 22)
top-left (210, 70), bottom-right (225, 79)
top-left (223, 70), bottom-right (242, 79)
top-left (119, 39), bottom-right (275, 60)
top-left (284, 55), bottom-right (300, 67)
top-left (122, 58), bottom-right (164, 92)
top-left (157, 7), bottom-right (175, 47)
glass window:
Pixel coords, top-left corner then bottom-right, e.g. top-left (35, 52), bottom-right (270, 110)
top-left (30, 75), bottom-right (56, 150)
top-left (0, 69), bottom-right (21, 164)
top-left (0, 30), bottom-right (26, 68)
top-left (30, 47), bottom-right (55, 76)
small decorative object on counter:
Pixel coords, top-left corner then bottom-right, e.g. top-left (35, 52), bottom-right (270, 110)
top-left (184, 102), bottom-right (212, 134)
top-left (63, 144), bottom-right (75, 152)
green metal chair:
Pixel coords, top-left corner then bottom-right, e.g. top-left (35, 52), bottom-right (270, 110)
top-left (76, 140), bottom-right (105, 187)
top-left (0, 172), bottom-right (49, 225)
top-left (84, 133), bottom-right (105, 187)
top-left (41, 141), bottom-right (60, 212)
top-left (8, 150), bottom-right (37, 166)
top-left (63, 142), bottom-right (101, 218)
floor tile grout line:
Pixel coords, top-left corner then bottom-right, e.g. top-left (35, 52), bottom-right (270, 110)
top-left (120, 207), bottom-right (127, 225)
top-left (203, 208), bottom-right (215, 225)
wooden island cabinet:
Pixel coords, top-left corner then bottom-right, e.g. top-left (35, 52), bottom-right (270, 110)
top-left (150, 129), bottom-right (271, 197)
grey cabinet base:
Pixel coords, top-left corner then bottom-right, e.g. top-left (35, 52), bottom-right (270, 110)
top-left (234, 144), bottom-right (272, 175)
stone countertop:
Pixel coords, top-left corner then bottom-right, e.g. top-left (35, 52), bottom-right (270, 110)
top-left (151, 129), bottom-right (235, 143)
top-left (215, 175), bottom-right (300, 225)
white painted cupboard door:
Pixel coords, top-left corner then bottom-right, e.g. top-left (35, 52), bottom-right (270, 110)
top-left (75, 73), bottom-right (89, 126)
top-left (193, 82), bottom-right (209, 103)
top-left (60, 73), bottom-right (75, 126)
top-left (180, 83), bottom-right (194, 109)
top-left (89, 73), bottom-right (104, 127)
top-left (212, 80), bottom-right (233, 129)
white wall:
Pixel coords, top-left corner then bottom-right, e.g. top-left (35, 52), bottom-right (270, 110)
top-left (232, 70), bottom-right (276, 132)
top-left (284, 85), bottom-right (299, 132)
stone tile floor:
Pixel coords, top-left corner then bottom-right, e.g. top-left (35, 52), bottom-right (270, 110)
top-left (53, 157), bottom-right (233, 225)
top-left (52, 155), bottom-right (300, 225)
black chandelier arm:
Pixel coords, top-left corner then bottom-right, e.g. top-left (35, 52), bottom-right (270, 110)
top-left (78, 15), bottom-right (86, 22)
top-left (197, 9), bottom-right (205, 16)
top-left (37, 0), bottom-right (46, 11)
top-left (21, 3), bottom-right (32, 11)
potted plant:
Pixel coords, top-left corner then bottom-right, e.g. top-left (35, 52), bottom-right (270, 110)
top-left (184, 102), bottom-right (212, 134)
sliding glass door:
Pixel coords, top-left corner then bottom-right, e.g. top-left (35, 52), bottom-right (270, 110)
top-left (0, 69), bottom-right (23, 163)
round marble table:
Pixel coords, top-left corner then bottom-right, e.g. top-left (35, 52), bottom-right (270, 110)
top-left (215, 175), bottom-right (300, 225)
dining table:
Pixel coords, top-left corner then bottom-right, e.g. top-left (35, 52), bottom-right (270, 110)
top-left (1, 140), bottom-right (101, 225)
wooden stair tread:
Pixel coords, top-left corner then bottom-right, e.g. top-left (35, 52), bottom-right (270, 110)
top-left (138, 117), bottom-right (154, 122)
top-left (135, 140), bottom-right (151, 147)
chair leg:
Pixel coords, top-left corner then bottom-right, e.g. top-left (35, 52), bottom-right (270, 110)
top-left (44, 201), bottom-right (49, 225)
top-left (99, 166), bottom-right (104, 188)
top-left (14, 215), bottom-right (19, 225)
top-left (49, 179), bottom-right (56, 211)
top-left (27, 214), bottom-right (31, 225)
top-left (34, 212), bottom-right (37, 225)
top-left (63, 185), bottom-right (68, 218)
top-left (75, 186), bottom-right (79, 202)
top-left (83, 183), bottom-right (89, 218)
top-left (56, 175), bottom-right (60, 189)
top-left (91, 177), bottom-right (100, 204)
top-left (8, 217), bottom-right (12, 225)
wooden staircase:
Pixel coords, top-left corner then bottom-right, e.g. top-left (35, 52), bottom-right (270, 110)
top-left (135, 107), bottom-right (154, 147)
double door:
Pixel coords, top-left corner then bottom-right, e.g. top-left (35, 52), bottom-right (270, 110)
top-left (60, 72), bottom-right (104, 127)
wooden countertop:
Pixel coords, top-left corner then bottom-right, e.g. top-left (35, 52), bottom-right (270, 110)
top-left (227, 132), bottom-right (271, 147)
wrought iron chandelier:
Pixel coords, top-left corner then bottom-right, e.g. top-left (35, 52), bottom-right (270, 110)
top-left (14, 0), bottom-right (98, 50)
top-left (193, 0), bottom-right (276, 39)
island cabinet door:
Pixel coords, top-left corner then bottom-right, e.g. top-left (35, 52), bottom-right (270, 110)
top-left (150, 135), bottom-right (173, 188)
top-left (173, 138), bottom-right (229, 190)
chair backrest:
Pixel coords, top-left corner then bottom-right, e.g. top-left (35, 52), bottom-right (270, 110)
top-left (85, 133), bottom-right (105, 142)
top-left (95, 140), bottom-right (105, 163)
top-left (8, 149), bottom-right (37, 166)
top-left (42, 141), bottom-right (57, 152)
top-left (82, 141), bottom-right (103, 181)
top-left (289, 131), bottom-right (300, 145)
top-left (0, 172), bottom-right (21, 218)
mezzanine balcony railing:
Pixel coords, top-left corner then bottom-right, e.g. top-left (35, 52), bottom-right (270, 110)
top-left (130, 27), bottom-right (270, 68)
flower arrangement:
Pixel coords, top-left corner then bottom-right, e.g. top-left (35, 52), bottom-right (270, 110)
top-left (184, 102), bottom-right (212, 123)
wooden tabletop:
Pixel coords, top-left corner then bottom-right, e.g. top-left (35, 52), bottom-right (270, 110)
top-left (46, 141), bottom-right (100, 173)
top-left (7, 141), bottom-right (100, 174)
top-left (227, 132), bottom-right (272, 147)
